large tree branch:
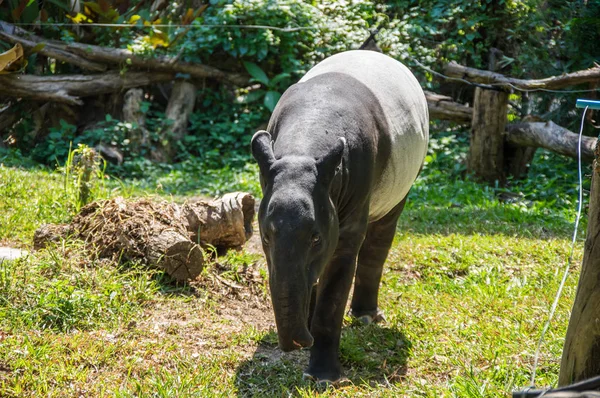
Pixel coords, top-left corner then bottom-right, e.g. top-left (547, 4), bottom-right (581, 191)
top-left (0, 30), bottom-right (107, 72)
top-left (0, 72), bottom-right (175, 105)
top-left (63, 42), bottom-right (248, 85)
top-left (444, 61), bottom-right (600, 90)
top-left (505, 121), bottom-right (597, 163)
top-left (0, 20), bottom-right (248, 86)
top-left (424, 90), bottom-right (472, 123)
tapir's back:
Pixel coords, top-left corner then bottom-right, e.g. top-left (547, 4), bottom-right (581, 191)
top-left (299, 50), bottom-right (429, 221)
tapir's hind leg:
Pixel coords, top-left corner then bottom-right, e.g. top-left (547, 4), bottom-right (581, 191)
top-left (350, 197), bottom-right (407, 324)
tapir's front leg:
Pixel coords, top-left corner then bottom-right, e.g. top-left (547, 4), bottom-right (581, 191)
top-left (305, 229), bottom-right (366, 383)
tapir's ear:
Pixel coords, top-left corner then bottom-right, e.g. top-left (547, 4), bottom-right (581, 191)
top-left (251, 130), bottom-right (275, 176)
top-left (316, 137), bottom-right (346, 184)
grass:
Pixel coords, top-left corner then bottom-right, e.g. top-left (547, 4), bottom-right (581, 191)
top-left (0, 132), bottom-right (589, 397)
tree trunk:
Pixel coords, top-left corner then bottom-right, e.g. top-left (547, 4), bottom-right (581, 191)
top-left (122, 88), bottom-right (149, 149)
top-left (160, 80), bottom-right (196, 161)
top-left (559, 148), bottom-right (600, 385)
top-left (0, 105), bottom-right (17, 133)
top-left (468, 86), bottom-right (509, 184)
top-left (504, 144), bottom-right (537, 179)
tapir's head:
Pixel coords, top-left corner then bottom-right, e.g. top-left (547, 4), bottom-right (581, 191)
top-left (251, 130), bottom-right (345, 352)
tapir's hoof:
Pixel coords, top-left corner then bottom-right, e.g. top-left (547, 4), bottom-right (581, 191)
top-left (303, 372), bottom-right (347, 387)
top-left (350, 308), bottom-right (386, 325)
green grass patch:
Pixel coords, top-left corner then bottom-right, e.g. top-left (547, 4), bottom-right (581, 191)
top-left (0, 132), bottom-right (588, 396)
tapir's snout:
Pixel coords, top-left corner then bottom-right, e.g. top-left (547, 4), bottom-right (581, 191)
top-left (278, 326), bottom-right (314, 352)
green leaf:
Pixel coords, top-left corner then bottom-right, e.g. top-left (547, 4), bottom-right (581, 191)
top-left (242, 61), bottom-right (269, 85)
top-left (30, 43), bottom-right (46, 54)
top-left (264, 91), bottom-right (281, 112)
top-left (242, 90), bottom-right (266, 103)
top-left (269, 72), bottom-right (291, 87)
top-left (45, 0), bottom-right (71, 12)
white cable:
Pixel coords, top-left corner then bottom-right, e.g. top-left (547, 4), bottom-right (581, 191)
top-left (530, 105), bottom-right (589, 387)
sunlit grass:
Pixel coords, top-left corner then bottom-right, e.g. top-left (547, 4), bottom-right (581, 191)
top-left (0, 136), bottom-right (587, 396)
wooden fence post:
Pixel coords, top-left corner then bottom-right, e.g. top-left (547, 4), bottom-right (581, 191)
top-left (468, 85), bottom-right (509, 184)
top-left (468, 49), bottom-right (509, 184)
top-left (559, 144), bottom-right (600, 385)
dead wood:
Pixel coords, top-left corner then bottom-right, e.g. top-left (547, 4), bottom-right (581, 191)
top-left (160, 80), bottom-right (197, 160)
top-left (505, 121), bottom-right (597, 163)
top-left (424, 91), bottom-right (473, 123)
top-left (0, 72), bottom-right (175, 105)
top-left (146, 229), bottom-right (204, 281)
top-left (70, 197), bottom-right (204, 281)
top-left (468, 86), bottom-right (509, 183)
top-left (64, 42), bottom-right (247, 86)
top-left (183, 192), bottom-right (255, 250)
top-left (0, 104), bottom-right (17, 133)
top-left (0, 20), bottom-right (247, 86)
top-left (0, 30), bottom-right (106, 72)
top-left (444, 61), bottom-right (600, 90)
top-left (33, 194), bottom-right (255, 281)
top-left (122, 88), bottom-right (149, 149)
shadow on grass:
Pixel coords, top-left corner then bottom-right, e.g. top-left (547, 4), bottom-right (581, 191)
top-left (400, 205), bottom-right (576, 238)
top-left (233, 323), bottom-right (411, 397)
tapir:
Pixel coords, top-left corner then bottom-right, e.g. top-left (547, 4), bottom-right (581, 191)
top-left (251, 50), bottom-right (429, 383)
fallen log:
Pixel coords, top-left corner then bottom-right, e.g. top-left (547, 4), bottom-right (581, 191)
top-left (424, 91), bottom-right (473, 123)
top-left (0, 30), bottom-right (107, 72)
top-left (184, 192), bottom-right (255, 250)
top-left (0, 72), bottom-right (176, 105)
top-left (146, 229), bottom-right (204, 282)
top-left (0, 20), bottom-right (247, 86)
top-left (33, 194), bottom-right (256, 282)
top-left (64, 42), bottom-right (247, 86)
top-left (505, 121), bottom-right (597, 163)
top-left (444, 61), bottom-right (600, 91)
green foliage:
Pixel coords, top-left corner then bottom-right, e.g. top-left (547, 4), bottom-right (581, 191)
top-left (383, 0), bottom-right (599, 127)
top-left (63, 143), bottom-right (107, 211)
top-left (406, 127), bottom-right (585, 237)
top-left (30, 120), bottom-right (77, 165)
top-left (241, 61), bottom-right (288, 111)
top-left (0, 165), bottom-right (72, 244)
top-left (0, 244), bottom-right (160, 333)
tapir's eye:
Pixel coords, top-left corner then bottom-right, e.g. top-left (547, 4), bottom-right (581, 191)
top-left (311, 234), bottom-right (321, 246)
top-left (262, 235), bottom-right (270, 246)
